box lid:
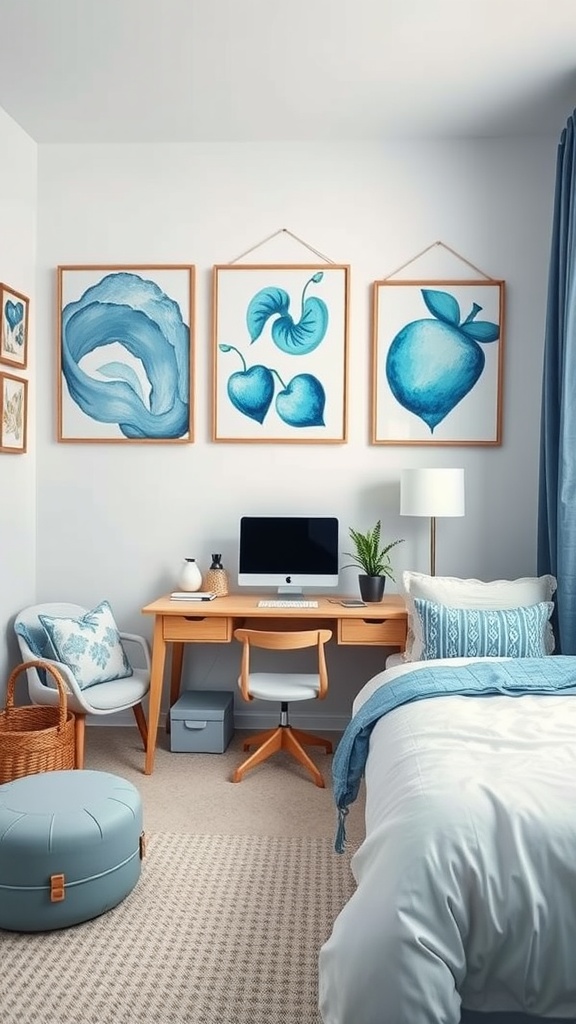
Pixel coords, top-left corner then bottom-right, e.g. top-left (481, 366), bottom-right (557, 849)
top-left (171, 690), bottom-right (234, 721)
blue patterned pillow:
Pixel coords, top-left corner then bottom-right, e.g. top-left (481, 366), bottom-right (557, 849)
top-left (38, 600), bottom-right (133, 690)
top-left (412, 598), bottom-right (555, 661)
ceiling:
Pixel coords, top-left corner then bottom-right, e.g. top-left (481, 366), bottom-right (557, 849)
top-left (1, 0), bottom-right (576, 144)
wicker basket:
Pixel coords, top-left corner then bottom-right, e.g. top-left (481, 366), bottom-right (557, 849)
top-left (0, 660), bottom-right (76, 784)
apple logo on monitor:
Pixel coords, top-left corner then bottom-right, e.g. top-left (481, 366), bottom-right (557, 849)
top-left (286, 576), bottom-right (292, 583)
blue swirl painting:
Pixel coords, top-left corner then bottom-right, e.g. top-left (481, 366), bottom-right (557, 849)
top-left (60, 269), bottom-right (192, 441)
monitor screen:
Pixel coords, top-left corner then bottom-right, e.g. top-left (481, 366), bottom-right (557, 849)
top-left (238, 516), bottom-right (339, 596)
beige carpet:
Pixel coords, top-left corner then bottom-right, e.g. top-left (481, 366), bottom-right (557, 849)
top-left (0, 831), bottom-right (358, 1024)
top-left (83, 726), bottom-right (366, 845)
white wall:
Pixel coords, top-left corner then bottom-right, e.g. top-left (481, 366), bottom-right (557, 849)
top-left (0, 110), bottom-right (37, 701)
top-left (30, 138), bottom-right (556, 727)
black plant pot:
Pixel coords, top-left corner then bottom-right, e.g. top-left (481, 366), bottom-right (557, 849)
top-left (358, 575), bottom-right (386, 603)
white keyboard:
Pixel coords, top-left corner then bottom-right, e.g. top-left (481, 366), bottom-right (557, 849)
top-left (258, 600), bottom-right (319, 609)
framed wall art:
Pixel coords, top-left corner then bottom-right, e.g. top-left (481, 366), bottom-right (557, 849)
top-left (57, 265), bottom-right (195, 443)
top-left (372, 279), bottom-right (505, 446)
top-left (0, 372), bottom-right (27, 453)
top-left (0, 283), bottom-right (29, 369)
top-left (212, 264), bottom-right (349, 443)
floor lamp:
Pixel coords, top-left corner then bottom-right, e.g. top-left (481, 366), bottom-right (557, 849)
top-left (400, 468), bottom-right (465, 576)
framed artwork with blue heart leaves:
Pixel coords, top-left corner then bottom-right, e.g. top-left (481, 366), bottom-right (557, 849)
top-left (212, 264), bottom-right (350, 443)
top-left (371, 279), bottom-right (505, 446)
top-left (0, 283), bottom-right (29, 370)
top-left (57, 265), bottom-right (195, 443)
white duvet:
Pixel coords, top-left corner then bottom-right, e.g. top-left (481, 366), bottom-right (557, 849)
top-left (319, 657), bottom-right (576, 1023)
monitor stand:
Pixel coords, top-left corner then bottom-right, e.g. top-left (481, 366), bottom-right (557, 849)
top-left (276, 586), bottom-right (305, 600)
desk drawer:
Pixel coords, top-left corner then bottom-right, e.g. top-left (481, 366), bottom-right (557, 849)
top-left (338, 617), bottom-right (406, 647)
top-left (163, 616), bottom-right (232, 643)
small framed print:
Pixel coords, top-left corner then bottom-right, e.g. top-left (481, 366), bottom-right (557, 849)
top-left (0, 284), bottom-right (29, 369)
top-left (0, 372), bottom-right (27, 453)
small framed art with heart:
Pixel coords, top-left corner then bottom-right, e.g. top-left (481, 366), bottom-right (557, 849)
top-left (0, 283), bottom-right (29, 369)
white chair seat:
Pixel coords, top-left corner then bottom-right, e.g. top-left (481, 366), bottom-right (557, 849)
top-left (243, 672), bottom-right (320, 702)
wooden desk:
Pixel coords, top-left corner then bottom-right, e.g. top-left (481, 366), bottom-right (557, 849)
top-left (141, 593), bottom-right (407, 775)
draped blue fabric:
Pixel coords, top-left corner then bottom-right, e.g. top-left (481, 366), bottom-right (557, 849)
top-left (538, 110), bottom-right (576, 654)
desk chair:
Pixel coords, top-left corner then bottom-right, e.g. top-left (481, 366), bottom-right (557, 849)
top-left (233, 627), bottom-right (333, 787)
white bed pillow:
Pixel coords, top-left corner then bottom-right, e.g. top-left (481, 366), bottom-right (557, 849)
top-left (402, 570), bottom-right (557, 661)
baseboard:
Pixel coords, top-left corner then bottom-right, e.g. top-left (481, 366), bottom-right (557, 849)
top-left (88, 710), bottom-right (351, 732)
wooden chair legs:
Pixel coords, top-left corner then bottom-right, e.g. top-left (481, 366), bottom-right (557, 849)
top-left (291, 727), bottom-right (333, 754)
top-left (232, 725), bottom-right (328, 787)
top-left (132, 702), bottom-right (148, 749)
top-left (74, 714), bottom-right (86, 769)
top-left (74, 705), bottom-right (148, 770)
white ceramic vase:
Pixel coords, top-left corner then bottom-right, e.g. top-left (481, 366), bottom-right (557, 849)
top-left (177, 558), bottom-right (203, 592)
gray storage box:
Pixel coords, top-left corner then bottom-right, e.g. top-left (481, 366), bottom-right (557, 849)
top-left (170, 690), bottom-right (234, 753)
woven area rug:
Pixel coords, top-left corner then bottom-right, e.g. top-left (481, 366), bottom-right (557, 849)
top-left (0, 832), bottom-right (357, 1024)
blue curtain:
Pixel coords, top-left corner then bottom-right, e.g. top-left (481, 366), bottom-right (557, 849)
top-left (538, 110), bottom-right (576, 654)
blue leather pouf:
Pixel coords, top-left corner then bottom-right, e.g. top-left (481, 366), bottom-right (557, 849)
top-left (0, 769), bottom-right (144, 932)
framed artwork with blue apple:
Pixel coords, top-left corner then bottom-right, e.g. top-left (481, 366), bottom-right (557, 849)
top-left (0, 283), bottom-right (29, 370)
top-left (212, 263), bottom-right (350, 443)
top-left (57, 265), bottom-right (195, 443)
top-left (371, 279), bottom-right (505, 446)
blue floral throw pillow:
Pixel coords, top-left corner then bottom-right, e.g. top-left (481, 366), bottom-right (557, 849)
top-left (38, 600), bottom-right (133, 690)
top-left (412, 598), bottom-right (554, 661)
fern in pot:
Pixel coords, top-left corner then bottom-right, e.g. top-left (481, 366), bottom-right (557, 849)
top-left (343, 521), bottom-right (404, 603)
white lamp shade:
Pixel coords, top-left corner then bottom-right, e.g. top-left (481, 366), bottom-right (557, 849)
top-left (400, 468), bottom-right (465, 518)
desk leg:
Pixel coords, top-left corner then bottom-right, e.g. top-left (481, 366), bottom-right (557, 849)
top-left (145, 615), bottom-right (167, 776)
top-left (170, 642), bottom-right (185, 706)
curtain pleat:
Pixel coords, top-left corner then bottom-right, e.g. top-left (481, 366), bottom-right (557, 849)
top-left (538, 112), bottom-right (576, 653)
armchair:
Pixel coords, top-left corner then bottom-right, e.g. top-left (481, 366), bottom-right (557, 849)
top-left (14, 602), bottom-right (150, 769)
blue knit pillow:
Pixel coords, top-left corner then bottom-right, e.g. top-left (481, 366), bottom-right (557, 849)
top-left (412, 598), bottom-right (554, 661)
top-left (38, 600), bottom-right (133, 690)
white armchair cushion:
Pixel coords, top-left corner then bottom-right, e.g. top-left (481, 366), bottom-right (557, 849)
top-left (38, 600), bottom-right (133, 690)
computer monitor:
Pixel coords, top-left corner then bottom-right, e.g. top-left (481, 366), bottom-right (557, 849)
top-left (238, 516), bottom-right (339, 597)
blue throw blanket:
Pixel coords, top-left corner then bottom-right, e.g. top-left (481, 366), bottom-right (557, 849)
top-left (333, 657), bottom-right (576, 852)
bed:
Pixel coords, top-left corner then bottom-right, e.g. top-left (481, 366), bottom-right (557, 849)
top-left (318, 654), bottom-right (576, 1024)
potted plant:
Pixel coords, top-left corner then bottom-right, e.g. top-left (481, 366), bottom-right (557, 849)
top-left (343, 521), bottom-right (404, 603)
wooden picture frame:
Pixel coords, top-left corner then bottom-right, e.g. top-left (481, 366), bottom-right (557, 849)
top-left (371, 279), bottom-right (505, 446)
top-left (212, 264), bottom-right (349, 443)
top-left (0, 283), bottom-right (29, 369)
top-left (0, 372), bottom-right (27, 453)
top-left (57, 265), bottom-right (195, 443)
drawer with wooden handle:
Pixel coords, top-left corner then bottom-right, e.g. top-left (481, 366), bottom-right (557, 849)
top-left (163, 615), bottom-right (232, 643)
top-left (338, 616), bottom-right (407, 647)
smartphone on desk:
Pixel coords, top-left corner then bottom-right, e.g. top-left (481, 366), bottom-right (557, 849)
top-left (340, 599), bottom-right (366, 607)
